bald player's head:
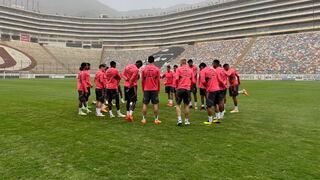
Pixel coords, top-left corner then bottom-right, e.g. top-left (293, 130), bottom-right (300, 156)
top-left (180, 59), bottom-right (187, 65)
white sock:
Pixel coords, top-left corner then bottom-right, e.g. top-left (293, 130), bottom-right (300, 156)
top-left (221, 111), bottom-right (225, 117)
top-left (189, 102), bottom-right (192, 106)
top-left (117, 110), bottom-right (121, 114)
top-left (96, 108), bottom-right (101, 114)
top-left (129, 110), bottom-right (134, 116)
top-left (215, 113), bottom-right (219, 119)
top-left (194, 102), bottom-right (197, 107)
top-left (79, 108), bottom-right (82, 113)
top-left (201, 104), bottom-right (205, 107)
top-left (169, 99), bottom-right (173, 104)
top-left (178, 116), bottom-right (182, 121)
top-left (185, 118), bottom-right (189, 123)
top-left (208, 116), bottom-right (213, 123)
top-left (109, 111), bottom-right (113, 116)
top-left (235, 106), bottom-right (239, 110)
top-left (127, 111), bottom-right (130, 115)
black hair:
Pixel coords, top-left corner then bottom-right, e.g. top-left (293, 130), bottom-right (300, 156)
top-left (80, 62), bottom-right (87, 71)
top-left (173, 65), bottom-right (178, 68)
top-left (213, 59), bottom-right (220, 65)
top-left (199, 63), bottom-right (207, 68)
top-left (148, 56), bottom-right (154, 63)
top-left (110, 61), bottom-right (116, 67)
top-left (223, 64), bottom-right (229, 68)
top-left (187, 59), bottom-right (193, 64)
top-left (99, 64), bottom-right (106, 68)
top-left (87, 63), bottom-right (91, 66)
top-left (136, 60), bottom-right (143, 67)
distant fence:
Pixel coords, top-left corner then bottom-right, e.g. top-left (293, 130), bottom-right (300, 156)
top-left (0, 72), bottom-right (319, 81)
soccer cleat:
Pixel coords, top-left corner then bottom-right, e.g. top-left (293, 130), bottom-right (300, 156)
top-left (194, 106), bottom-right (198, 110)
top-left (201, 106), bottom-right (206, 110)
top-left (117, 113), bottom-right (126, 118)
top-left (177, 120), bottom-right (183, 126)
top-left (185, 121), bottom-right (191, 125)
top-left (86, 108), bottom-right (92, 113)
top-left (189, 105), bottom-right (193, 109)
top-left (96, 113), bottom-right (105, 117)
top-left (230, 109), bottom-right (239, 113)
top-left (213, 119), bottom-right (221, 124)
top-left (141, 119), bottom-right (147, 125)
top-left (203, 121), bottom-right (212, 125)
top-left (78, 111), bottom-right (87, 116)
top-left (101, 108), bottom-right (109, 113)
top-left (125, 115), bottom-right (134, 122)
top-left (243, 89), bottom-right (249, 96)
top-left (110, 114), bottom-right (115, 118)
top-left (154, 120), bottom-right (162, 125)
top-left (121, 99), bottom-right (125, 104)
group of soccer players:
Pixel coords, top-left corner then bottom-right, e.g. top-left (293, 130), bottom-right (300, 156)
top-left (77, 56), bottom-right (248, 125)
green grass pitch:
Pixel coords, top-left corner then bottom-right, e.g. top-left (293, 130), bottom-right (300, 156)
top-left (0, 79), bottom-right (319, 179)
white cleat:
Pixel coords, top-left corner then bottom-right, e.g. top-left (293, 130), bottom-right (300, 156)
top-left (121, 99), bottom-right (125, 104)
top-left (117, 112), bottom-right (126, 118)
top-left (86, 109), bottom-right (92, 113)
top-left (78, 111), bottom-right (87, 116)
top-left (96, 113), bottom-right (105, 117)
top-left (110, 114), bottom-right (115, 118)
top-left (177, 120), bottom-right (183, 126)
top-left (185, 121), bottom-right (191, 125)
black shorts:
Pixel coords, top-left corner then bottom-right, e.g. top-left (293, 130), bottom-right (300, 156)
top-left (103, 88), bottom-right (108, 100)
top-left (143, 91), bottom-right (159, 105)
top-left (200, 88), bottom-right (207, 96)
top-left (106, 89), bottom-right (119, 100)
top-left (206, 91), bottom-right (221, 108)
top-left (176, 89), bottom-right (191, 105)
top-left (124, 86), bottom-right (137, 102)
top-left (78, 90), bottom-right (86, 102)
top-left (191, 84), bottom-right (197, 94)
top-left (95, 88), bottom-right (104, 103)
top-left (165, 86), bottom-right (174, 94)
top-left (229, 85), bottom-right (239, 97)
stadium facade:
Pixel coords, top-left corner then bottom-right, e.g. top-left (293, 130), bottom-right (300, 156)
top-left (0, 0), bottom-right (319, 79)
top-left (0, 0), bottom-right (319, 48)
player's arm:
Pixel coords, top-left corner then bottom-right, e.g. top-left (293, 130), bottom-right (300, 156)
top-left (129, 70), bottom-right (139, 88)
top-left (122, 70), bottom-right (129, 82)
top-left (157, 70), bottom-right (161, 92)
top-left (141, 69), bottom-right (145, 91)
top-left (235, 71), bottom-right (241, 85)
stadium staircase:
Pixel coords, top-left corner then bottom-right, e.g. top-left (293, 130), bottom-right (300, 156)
top-left (41, 46), bottom-right (75, 74)
top-left (234, 37), bottom-right (257, 66)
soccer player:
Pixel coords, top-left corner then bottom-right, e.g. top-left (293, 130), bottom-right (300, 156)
top-left (223, 64), bottom-right (248, 113)
top-left (77, 63), bottom-right (90, 116)
top-left (175, 59), bottom-right (195, 126)
top-left (213, 60), bottom-right (228, 119)
top-left (105, 61), bottom-right (126, 118)
top-left (94, 64), bottom-right (107, 117)
top-left (83, 63), bottom-right (92, 112)
top-left (198, 63), bottom-right (207, 110)
top-left (141, 56), bottom-right (161, 125)
top-left (201, 61), bottom-right (225, 124)
top-left (161, 65), bottom-right (175, 107)
top-left (188, 59), bottom-right (198, 110)
top-left (122, 60), bottom-right (143, 122)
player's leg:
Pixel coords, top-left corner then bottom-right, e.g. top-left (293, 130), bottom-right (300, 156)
top-left (213, 92), bottom-right (221, 123)
top-left (95, 89), bottom-right (105, 117)
top-left (152, 91), bottom-right (161, 124)
top-left (184, 90), bottom-right (191, 125)
top-left (115, 91), bottom-right (125, 118)
top-left (141, 91), bottom-right (149, 124)
top-left (118, 85), bottom-right (125, 103)
top-left (168, 87), bottom-right (174, 107)
top-left (176, 90), bottom-right (183, 126)
top-left (78, 91), bottom-right (87, 116)
top-left (107, 90), bottom-right (115, 118)
top-left (204, 92), bottom-right (214, 125)
top-left (230, 86), bottom-right (239, 113)
top-left (219, 90), bottom-right (226, 119)
top-left (200, 88), bottom-right (206, 110)
top-left (193, 86), bottom-right (198, 110)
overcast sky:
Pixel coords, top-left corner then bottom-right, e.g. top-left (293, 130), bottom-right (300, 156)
top-left (98, 0), bottom-right (207, 11)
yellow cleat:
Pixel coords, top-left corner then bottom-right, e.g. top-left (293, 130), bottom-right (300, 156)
top-left (203, 121), bottom-right (212, 125)
top-left (213, 119), bottom-right (221, 124)
top-left (230, 109), bottom-right (239, 113)
top-left (243, 89), bottom-right (249, 96)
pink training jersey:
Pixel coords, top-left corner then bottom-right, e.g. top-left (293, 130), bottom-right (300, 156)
top-left (141, 64), bottom-right (160, 91)
top-left (94, 69), bottom-right (105, 89)
top-left (215, 67), bottom-right (228, 90)
top-left (175, 65), bottom-right (195, 90)
top-left (198, 68), bottom-right (207, 89)
top-left (189, 65), bottom-right (198, 84)
top-left (77, 71), bottom-right (88, 93)
top-left (123, 64), bottom-right (139, 88)
top-left (202, 67), bottom-right (224, 92)
top-left (84, 70), bottom-right (92, 87)
top-left (225, 68), bottom-right (240, 86)
top-left (105, 67), bottom-right (121, 90)
top-left (163, 71), bottom-right (175, 87)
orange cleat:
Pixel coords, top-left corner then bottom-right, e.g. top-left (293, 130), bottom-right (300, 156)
top-left (154, 120), bottom-right (162, 125)
top-left (243, 89), bottom-right (249, 96)
top-left (126, 115), bottom-right (134, 122)
top-left (141, 119), bottom-right (147, 125)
